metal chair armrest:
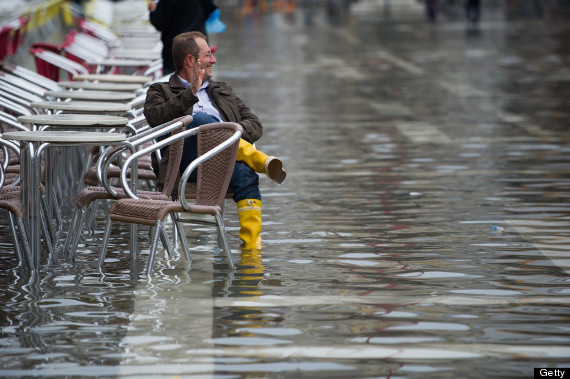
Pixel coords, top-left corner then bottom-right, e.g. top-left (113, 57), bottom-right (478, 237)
top-left (178, 127), bottom-right (242, 211)
top-left (120, 120), bottom-right (197, 199)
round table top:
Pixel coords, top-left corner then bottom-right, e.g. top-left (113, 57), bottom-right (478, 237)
top-left (45, 90), bottom-right (136, 101)
top-left (31, 101), bottom-right (132, 112)
top-left (72, 74), bottom-right (152, 84)
top-left (58, 81), bottom-right (142, 91)
top-left (18, 114), bottom-right (129, 127)
top-left (3, 130), bottom-right (126, 143)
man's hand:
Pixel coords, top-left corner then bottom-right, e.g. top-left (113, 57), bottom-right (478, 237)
top-left (190, 58), bottom-right (205, 95)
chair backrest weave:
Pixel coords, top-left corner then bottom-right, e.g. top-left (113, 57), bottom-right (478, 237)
top-left (160, 125), bottom-right (186, 198)
top-left (195, 122), bottom-right (240, 208)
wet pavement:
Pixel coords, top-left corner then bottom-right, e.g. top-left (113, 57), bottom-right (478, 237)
top-left (1, 1), bottom-right (570, 377)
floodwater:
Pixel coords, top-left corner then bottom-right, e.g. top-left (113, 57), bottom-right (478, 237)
top-left (1, 1), bottom-right (570, 378)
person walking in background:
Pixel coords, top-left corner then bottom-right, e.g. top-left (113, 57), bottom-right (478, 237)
top-left (425, 0), bottom-right (438, 22)
top-left (148, 0), bottom-right (217, 74)
top-left (465, 0), bottom-right (481, 28)
top-left (144, 31), bottom-right (286, 249)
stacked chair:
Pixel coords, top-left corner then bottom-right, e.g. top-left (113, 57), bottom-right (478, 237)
top-left (0, 118), bottom-right (57, 269)
top-left (64, 116), bottom-right (192, 258)
top-left (0, 138), bottom-right (33, 269)
top-left (29, 2), bottom-right (163, 82)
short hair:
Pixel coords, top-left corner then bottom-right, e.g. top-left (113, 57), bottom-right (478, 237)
top-left (172, 31), bottom-right (207, 72)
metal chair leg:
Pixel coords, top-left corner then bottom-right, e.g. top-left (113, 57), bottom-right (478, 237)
top-left (98, 219), bottom-right (113, 272)
top-left (174, 219), bottom-right (191, 261)
top-left (49, 190), bottom-right (62, 232)
top-left (16, 217), bottom-right (33, 271)
top-left (63, 206), bottom-right (80, 254)
top-left (64, 206), bottom-right (87, 261)
top-left (214, 212), bottom-right (234, 271)
top-left (7, 213), bottom-right (24, 267)
top-left (146, 222), bottom-right (162, 276)
top-left (40, 207), bottom-right (55, 264)
top-left (84, 200), bottom-right (100, 232)
top-left (159, 222), bottom-right (174, 258)
top-left (40, 194), bottom-right (56, 242)
top-left (169, 213), bottom-right (178, 249)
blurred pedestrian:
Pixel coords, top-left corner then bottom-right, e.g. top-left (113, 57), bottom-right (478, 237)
top-left (148, 0), bottom-right (217, 74)
top-left (144, 31), bottom-right (287, 249)
top-left (465, 0), bottom-right (481, 27)
top-left (425, 0), bottom-right (438, 22)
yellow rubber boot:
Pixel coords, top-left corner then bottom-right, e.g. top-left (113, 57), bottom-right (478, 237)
top-left (237, 199), bottom-right (262, 249)
top-left (237, 139), bottom-right (286, 184)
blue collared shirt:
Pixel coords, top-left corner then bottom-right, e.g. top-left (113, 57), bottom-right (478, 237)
top-left (177, 76), bottom-right (222, 121)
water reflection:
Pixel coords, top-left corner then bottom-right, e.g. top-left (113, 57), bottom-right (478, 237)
top-left (211, 249), bottom-right (270, 348)
top-left (0, 265), bottom-right (134, 375)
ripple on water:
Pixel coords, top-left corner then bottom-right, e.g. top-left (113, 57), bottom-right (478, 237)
top-left (397, 271), bottom-right (483, 279)
top-left (236, 327), bottom-right (302, 336)
top-left (208, 337), bottom-right (293, 346)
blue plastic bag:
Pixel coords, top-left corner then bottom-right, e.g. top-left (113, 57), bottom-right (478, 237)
top-left (206, 9), bottom-right (226, 34)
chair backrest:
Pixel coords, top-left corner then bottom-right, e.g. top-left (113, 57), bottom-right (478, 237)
top-left (0, 73), bottom-right (50, 97)
top-left (0, 98), bottom-right (34, 117)
top-left (0, 88), bottom-right (39, 112)
top-left (30, 48), bottom-right (89, 81)
top-left (142, 60), bottom-right (163, 80)
top-left (0, 133), bottom-right (21, 173)
top-left (0, 26), bottom-right (12, 62)
top-left (160, 125), bottom-right (187, 198)
top-left (0, 83), bottom-right (44, 104)
top-left (188, 123), bottom-right (241, 209)
top-left (67, 30), bottom-right (110, 57)
top-left (0, 63), bottom-right (61, 92)
top-left (0, 110), bottom-right (29, 132)
top-left (77, 17), bottom-right (119, 46)
top-left (61, 30), bottom-right (109, 68)
top-left (108, 116), bottom-right (193, 199)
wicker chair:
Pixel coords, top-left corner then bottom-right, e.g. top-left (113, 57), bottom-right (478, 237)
top-left (98, 122), bottom-right (242, 275)
top-left (0, 138), bottom-right (52, 269)
top-left (64, 114), bottom-right (152, 237)
top-left (0, 184), bottom-right (32, 268)
top-left (64, 115), bottom-right (193, 259)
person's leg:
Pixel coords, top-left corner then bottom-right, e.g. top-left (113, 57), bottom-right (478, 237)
top-left (426, 0), bottom-right (437, 22)
top-left (181, 112), bottom-right (264, 248)
top-left (180, 112), bottom-right (220, 178)
top-left (182, 113), bottom-right (286, 184)
top-left (472, 0), bottom-right (480, 23)
top-left (237, 139), bottom-right (287, 184)
top-left (466, 0), bottom-right (480, 24)
top-left (229, 162), bottom-right (262, 249)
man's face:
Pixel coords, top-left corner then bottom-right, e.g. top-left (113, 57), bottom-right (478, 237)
top-left (195, 37), bottom-right (216, 81)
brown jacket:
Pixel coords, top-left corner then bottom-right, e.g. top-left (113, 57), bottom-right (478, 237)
top-left (143, 74), bottom-right (263, 143)
top-left (143, 74), bottom-right (263, 192)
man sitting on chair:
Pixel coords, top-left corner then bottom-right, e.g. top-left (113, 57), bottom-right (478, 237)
top-left (144, 31), bottom-right (286, 249)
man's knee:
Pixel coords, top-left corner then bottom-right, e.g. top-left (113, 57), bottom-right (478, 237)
top-left (190, 112), bottom-right (220, 128)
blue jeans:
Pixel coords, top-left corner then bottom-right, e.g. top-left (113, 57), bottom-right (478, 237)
top-left (181, 112), bottom-right (261, 203)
